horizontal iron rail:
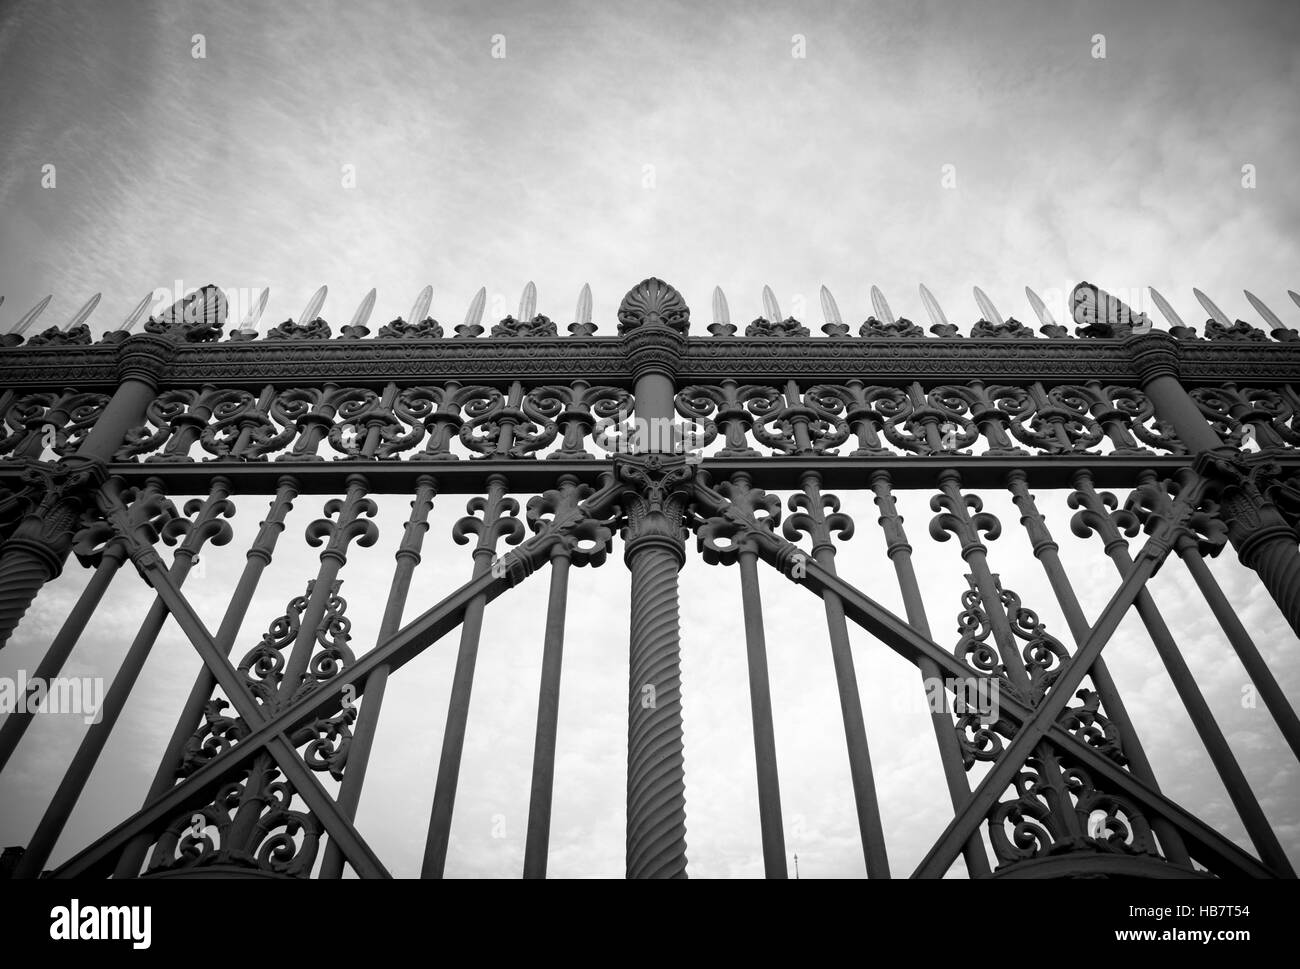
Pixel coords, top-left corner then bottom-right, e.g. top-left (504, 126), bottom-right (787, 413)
top-left (2, 336), bottom-right (1300, 389)
top-left (1, 454), bottom-right (1276, 494)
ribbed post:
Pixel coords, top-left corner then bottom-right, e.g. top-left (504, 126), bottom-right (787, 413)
top-left (617, 276), bottom-right (692, 879)
top-left (1126, 329), bottom-right (1300, 637)
top-left (0, 333), bottom-right (171, 649)
top-left (625, 520), bottom-right (688, 878)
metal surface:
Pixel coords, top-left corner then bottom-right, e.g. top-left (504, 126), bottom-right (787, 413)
top-left (1, 276), bottom-right (1298, 880)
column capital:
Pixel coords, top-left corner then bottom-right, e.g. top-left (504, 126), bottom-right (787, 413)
top-left (622, 325), bottom-right (688, 385)
top-left (1192, 447), bottom-right (1298, 550)
top-left (1124, 330), bottom-right (1183, 383)
top-left (115, 332), bottom-right (177, 388)
top-left (615, 453), bottom-right (696, 568)
top-left (3, 454), bottom-right (110, 573)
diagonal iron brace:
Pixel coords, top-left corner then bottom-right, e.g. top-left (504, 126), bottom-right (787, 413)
top-left (51, 478), bottom-right (618, 878)
top-left (692, 478), bottom-right (1278, 879)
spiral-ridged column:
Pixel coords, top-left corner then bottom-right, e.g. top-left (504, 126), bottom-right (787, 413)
top-left (1125, 326), bottom-right (1300, 638)
top-left (1231, 511), bottom-right (1300, 637)
top-left (0, 456), bottom-right (107, 650)
top-left (0, 333), bottom-right (171, 650)
top-left (617, 277), bottom-right (692, 879)
top-left (626, 539), bottom-right (688, 878)
top-left (0, 543), bottom-right (58, 648)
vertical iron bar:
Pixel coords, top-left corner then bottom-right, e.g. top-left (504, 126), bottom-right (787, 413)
top-left (1074, 473), bottom-right (1294, 874)
top-left (522, 544), bottom-right (572, 878)
top-left (114, 477), bottom-right (298, 878)
top-left (279, 474), bottom-right (373, 697)
top-left (1006, 470), bottom-right (1192, 866)
top-left (14, 476), bottom-right (233, 878)
top-left (869, 471), bottom-right (991, 876)
top-left (1177, 538), bottom-right (1300, 762)
top-left (319, 475), bottom-right (437, 878)
top-left (795, 471), bottom-right (887, 877)
top-left (422, 474), bottom-right (513, 877)
top-left (737, 542), bottom-right (787, 877)
top-left (0, 544), bottom-right (127, 772)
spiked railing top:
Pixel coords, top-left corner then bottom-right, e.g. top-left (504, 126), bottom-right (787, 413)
top-left (3, 278), bottom-right (1299, 388)
top-left (3, 279), bottom-right (1297, 347)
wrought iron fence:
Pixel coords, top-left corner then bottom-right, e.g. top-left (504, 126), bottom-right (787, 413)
top-left (0, 276), bottom-right (1297, 878)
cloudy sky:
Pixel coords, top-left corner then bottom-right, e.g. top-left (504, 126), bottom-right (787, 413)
top-left (1, 0), bottom-right (1298, 878)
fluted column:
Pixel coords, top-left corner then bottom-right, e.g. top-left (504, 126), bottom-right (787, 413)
top-left (617, 277), bottom-right (692, 878)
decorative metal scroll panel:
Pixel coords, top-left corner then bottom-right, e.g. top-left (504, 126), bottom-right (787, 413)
top-left (0, 276), bottom-right (1298, 880)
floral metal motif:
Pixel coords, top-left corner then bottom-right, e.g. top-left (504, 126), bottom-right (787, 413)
top-left (860, 316), bottom-right (924, 338)
top-left (1204, 318), bottom-right (1269, 342)
top-left (25, 324), bottom-right (92, 347)
top-left (377, 316), bottom-right (445, 339)
top-left (745, 317), bottom-right (809, 338)
top-left (491, 314), bottom-right (557, 338)
top-left (971, 317), bottom-right (1036, 339)
top-left (266, 317), bottom-right (332, 340)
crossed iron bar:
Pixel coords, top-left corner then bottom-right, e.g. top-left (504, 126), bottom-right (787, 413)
top-left (49, 457), bottom-right (1277, 880)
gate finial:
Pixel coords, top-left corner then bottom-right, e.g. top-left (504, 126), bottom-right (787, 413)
top-left (617, 277), bottom-right (690, 335)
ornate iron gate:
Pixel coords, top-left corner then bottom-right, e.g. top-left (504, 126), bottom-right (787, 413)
top-left (1, 276), bottom-right (1297, 878)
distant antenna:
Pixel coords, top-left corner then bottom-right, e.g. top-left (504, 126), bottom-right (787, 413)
top-left (793, 852), bottom-right (800, 879)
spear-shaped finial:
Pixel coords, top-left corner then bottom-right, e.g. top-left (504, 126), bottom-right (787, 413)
top-left (820, 285), bottom-right (841, 326)
top-left (298, 285), bottom-right (327, 325)
top-left (408, 285), bottom-right (433, 325)
top-left (62, 292), bottom-right (101, 331)
top-left (1024, 286), bottom-right (1054, 328)
top-left (120, 292), bottom-right (154, 333)
top-left (869, 285), bottom-right (895, 325)
top-left (1025, 286), bottom-right (1073, 337)
top-left (518, 280), bottom-right (537, 321)
top-left (819, 285), bottom-right (849, 337)
top-left (348, 288), bottom-right (377, 329)
top-left (1148, 287), bottom-right (1186, 330)
top-left (568, 282), bottom-right (596, 335)
top-left (707, 286), bottom-right (735, 337)
top-left (10, 294), bottom-right (52, 335)
top-left (761, 284), bottom-right (781, 322)
top-left (1244, 290), bottom-right (1288, 332)
top-left (464, 287), bottom-right (487, 328)
top-left (973, 286), bottom-right (1003, 326)
top-left (712, 286), bottom-right (730, 325)
top-left (228, 287), bottom-right (270, 342)
top-left (919, 284), bottom-right (949, 329)
top-left (1193, 288), bottom-right (1232, 329)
